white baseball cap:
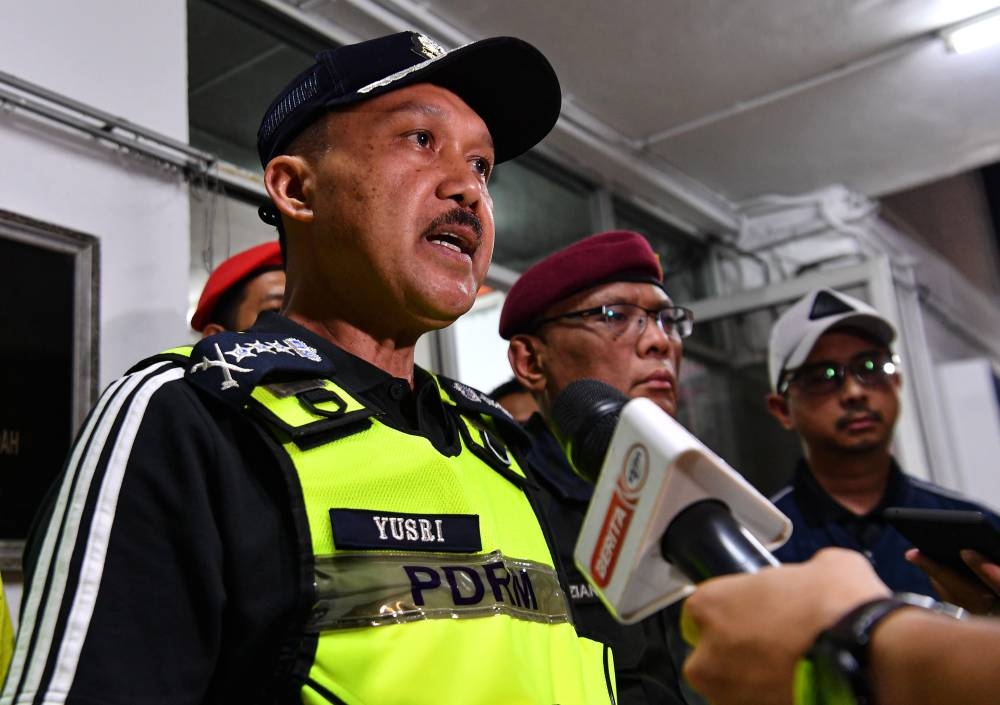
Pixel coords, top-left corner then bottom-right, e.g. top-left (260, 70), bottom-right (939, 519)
top-left (768, 288), bottom-right (896, 391)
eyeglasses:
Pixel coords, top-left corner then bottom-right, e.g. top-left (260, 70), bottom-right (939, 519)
top-left (779, 350), bottom-right (900, 396)
top-left (533, 303), bottom-right (694, 341)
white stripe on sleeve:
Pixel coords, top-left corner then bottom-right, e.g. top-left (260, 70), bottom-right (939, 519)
top-left (2, 363), bottom-right (184, 704)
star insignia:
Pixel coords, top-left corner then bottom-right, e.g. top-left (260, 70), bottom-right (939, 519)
top-left (244, 340), bottom-right (272, 355)
top-left (264, 340), bottom-right (294, 354)
top-left (224, 343), bottom-right (257, 363)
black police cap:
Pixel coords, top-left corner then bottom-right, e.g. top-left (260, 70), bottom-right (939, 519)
top-left (256, 31), bottom-right (561, 168)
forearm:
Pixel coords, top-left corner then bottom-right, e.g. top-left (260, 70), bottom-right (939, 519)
top-left (681, 550), bottom-right (890, 705)
top-left (871, 610), bottom-right (1000, 705)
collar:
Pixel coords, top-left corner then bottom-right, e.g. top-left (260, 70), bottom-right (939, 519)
top-left (265, 315), bottom-right (450, 439)
top-left (523, 413), bottom-right (594, 503)
top-left (251, 312), bottom-right (390, 392)
top-left (193, 312), bottom-right (453, 445)
top-left (793, 457), bottom-right (909, 527)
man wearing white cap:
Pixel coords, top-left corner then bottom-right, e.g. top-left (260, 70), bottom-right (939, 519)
top-left (765, 288), bottom-right (1000, 599)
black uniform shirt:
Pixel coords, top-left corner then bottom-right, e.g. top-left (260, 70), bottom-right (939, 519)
top-left (9, 313), bottom-right (464, 705)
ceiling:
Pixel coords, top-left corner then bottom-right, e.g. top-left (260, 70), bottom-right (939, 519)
top-left (191, 0), bottom-right (1000, 235)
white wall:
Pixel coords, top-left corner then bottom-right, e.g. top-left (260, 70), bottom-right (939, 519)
top-left (0, 0), bottom-right (190, 387)
top-left (451, 290), bottom-right (512, 394)
top-left (0, 0), bottom-right (189, 621)
top-left (938, 359), bottom-right (1000, 512)
top-left (189, 190), bottom-right (278, 338)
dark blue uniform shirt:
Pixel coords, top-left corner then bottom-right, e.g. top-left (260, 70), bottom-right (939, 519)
top-left (771, 458), bottom-right (1000, 597)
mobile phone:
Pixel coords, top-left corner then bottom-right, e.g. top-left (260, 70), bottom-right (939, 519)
top-left (884, 507), bottom-right (1000, 579)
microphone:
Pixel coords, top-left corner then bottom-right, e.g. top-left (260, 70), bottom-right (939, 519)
top-left (551, 379), bottom-right (791, 623)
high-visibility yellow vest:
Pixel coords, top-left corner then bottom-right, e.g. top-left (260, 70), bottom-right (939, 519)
top-left (247, 374), bottom-right (615, 705)
top-left (170, 336), bottom-right (615, 705)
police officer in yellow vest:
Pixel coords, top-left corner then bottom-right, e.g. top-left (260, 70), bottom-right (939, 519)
top-left (3, 32), bottom-right (614, 705)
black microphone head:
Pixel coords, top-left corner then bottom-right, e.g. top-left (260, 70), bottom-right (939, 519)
top-left (550, 379), bottom-right (628, 482)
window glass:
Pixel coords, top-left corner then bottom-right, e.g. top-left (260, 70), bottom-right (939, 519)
top-left (490, 157), bottom-right (595, 272)
top-left (188, 0), bottom-right (317, 173)
top-left (613, 198), bottom-right (709, 305)
top-left (676, 329), bottom-right (796, 495)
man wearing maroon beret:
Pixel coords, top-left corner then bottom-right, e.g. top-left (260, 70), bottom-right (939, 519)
top-left (500, 229), bottom-right (696, 705)
top-left (190, 241), bottom-right (285, 336)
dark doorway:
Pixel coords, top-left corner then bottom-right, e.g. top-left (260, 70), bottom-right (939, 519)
top-left (0, 212), bottom-right (98, 551)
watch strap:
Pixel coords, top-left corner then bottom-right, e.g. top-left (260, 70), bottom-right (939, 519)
top-left (795, 597), bottom-right (911, 705)
top-left (826, 596), bottom-right (911, 657)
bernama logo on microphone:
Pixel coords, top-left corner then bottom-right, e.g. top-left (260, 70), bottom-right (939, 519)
top-left (590, 444), bottom-right (649, 587)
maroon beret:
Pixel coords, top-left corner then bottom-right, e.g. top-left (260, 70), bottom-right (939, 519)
top-left (499, 230), bottom-right (664, 339)
top-left (191, 241), bottom-right (283, 332)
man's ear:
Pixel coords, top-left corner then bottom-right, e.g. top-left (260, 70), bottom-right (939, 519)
top-left (263, 155), bottom-right (314, 224)
top-left (201, 322), bottom-right (225, 337)
top-left (508, 335), bottom-right (547, 393)
top-left (766, 392), bottom-right (795, 430)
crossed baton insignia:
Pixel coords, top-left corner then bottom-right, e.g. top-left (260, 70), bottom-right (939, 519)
top-left (191, 343), bottom-right (253, 390)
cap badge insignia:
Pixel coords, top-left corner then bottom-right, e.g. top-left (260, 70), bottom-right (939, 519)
top-left (412, 33), bottom-right (446, 60)
top-left (360, 35), bottom-right (448, 95)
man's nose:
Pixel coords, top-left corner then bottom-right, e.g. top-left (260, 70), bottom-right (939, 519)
top-left (437, 153), bottom-right (485, 210)
top-left (839, 371), bottom-right (869, 401)
top-left (639, 315), bottom-right (679, 356)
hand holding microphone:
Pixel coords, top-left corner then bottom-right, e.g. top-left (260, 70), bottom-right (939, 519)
top-left (550, 379), bottom-right (791, 623)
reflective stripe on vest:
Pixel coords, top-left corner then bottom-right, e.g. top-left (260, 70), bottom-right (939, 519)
top-left (249, 374), bottom-right (616, 705)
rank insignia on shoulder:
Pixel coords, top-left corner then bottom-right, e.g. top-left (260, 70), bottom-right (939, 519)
top-left (187, 331), bottom-right (335, 405)
top-left (446, 379), bottom-right (513, 420)
top-left (438, 375), bottom-right (530, 454)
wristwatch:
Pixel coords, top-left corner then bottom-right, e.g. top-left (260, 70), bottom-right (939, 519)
top-left (796, 597), bottom-right (908, 705)
top-left (794, 593), bottom-right (963, 705)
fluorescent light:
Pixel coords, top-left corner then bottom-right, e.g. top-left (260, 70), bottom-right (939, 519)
top-left (943, 8), bottom-right (1000, 54)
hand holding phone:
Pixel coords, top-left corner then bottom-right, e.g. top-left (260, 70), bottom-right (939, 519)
top-left (885, 507), bottom-right (1000, 610)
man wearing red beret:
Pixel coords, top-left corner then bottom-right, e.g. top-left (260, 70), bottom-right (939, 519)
top-left (500, 229), bottom-right (696, 705)
top-left (190, 241), bottom-right (285, 336)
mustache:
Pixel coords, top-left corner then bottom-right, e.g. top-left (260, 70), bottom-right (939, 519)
top-left (424, 208), bottom-right (483, 241)
top-left (836, 409), bottom-right (883, 430)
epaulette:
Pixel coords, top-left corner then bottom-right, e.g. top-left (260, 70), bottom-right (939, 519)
top-left (184, 330), bottom-right (336, 407)
top-left (438, 374), bottom-right (530, 451)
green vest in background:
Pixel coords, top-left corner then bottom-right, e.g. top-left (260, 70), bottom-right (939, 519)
top-left (0, 574), bottom-right (13, 686)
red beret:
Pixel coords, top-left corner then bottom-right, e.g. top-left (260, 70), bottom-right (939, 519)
top-left (190, 241), bottom-right (283, 332)
top-left (499, 230), bottom-right (663, 339)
